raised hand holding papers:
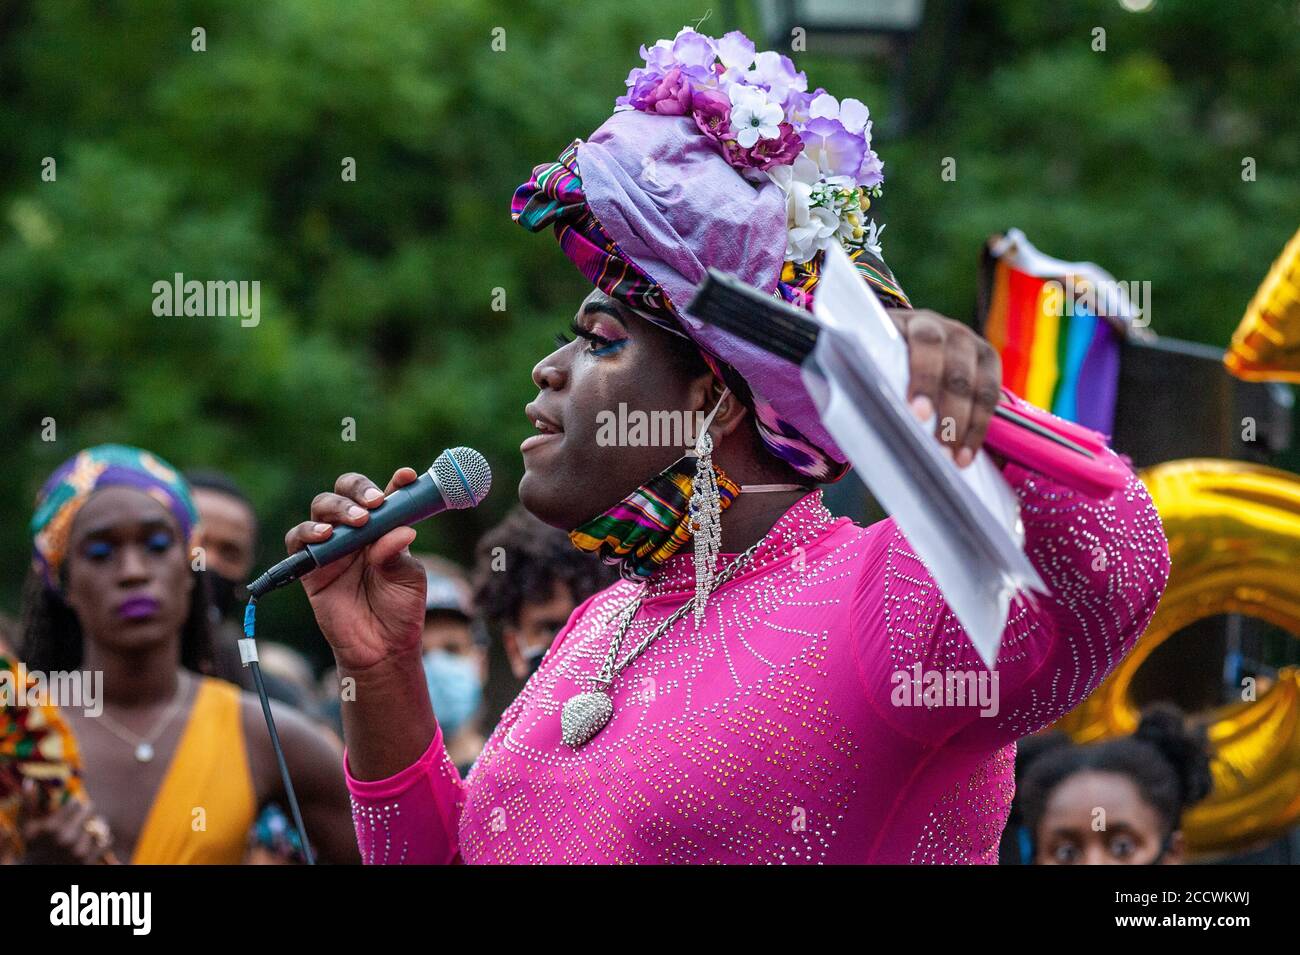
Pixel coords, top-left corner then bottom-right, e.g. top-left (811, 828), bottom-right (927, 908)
top-left (801, 242), bottom-right (1046, 669)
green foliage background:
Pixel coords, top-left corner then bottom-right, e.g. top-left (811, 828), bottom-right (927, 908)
top-left (2, 0), bottom-right (1297, 661)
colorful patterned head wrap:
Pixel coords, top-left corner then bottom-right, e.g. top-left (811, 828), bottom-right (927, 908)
top-left (30, 444), bottom-right (200, 594)
top-left (511, 35), bottom-right (910, 484)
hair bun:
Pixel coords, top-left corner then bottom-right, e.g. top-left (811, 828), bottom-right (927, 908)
top-left (1014, 729), bottom-right (1072, 780)
top-left (1134, 703), bottom-right (1214, 809)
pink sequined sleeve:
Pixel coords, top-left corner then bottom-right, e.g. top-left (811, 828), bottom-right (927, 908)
top-left (344, 724), bottom-right (466, 865)
top-left (851, 441), bottom-right (1171, 749)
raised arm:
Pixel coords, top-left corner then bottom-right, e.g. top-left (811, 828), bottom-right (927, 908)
top-left (852, 435), bottom-right (1170, 750)
top-left (284, 466), bottom-right (457, 862)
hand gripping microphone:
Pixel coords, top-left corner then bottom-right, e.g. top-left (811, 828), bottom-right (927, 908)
top-left (247, 446), bottom-right (492, 599)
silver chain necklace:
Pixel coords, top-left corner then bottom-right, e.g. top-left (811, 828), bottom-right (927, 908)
top-left (91, 672), bottom-right (191, 763)
top-left (560, 540), bottom-right (762, 748)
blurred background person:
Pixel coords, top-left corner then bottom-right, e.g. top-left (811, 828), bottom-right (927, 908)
top-left (1012, 704), bottom-right (1213, 865)
top-left (417, 556), bottom-right (486, 774)
top-left (997, 729), bottom-right (1069, 865)
top-left (17, 444), bottom-right (357, 863)
top-left (186, 469), bottom-right (259, 690)
top-left (471, 505), bottom-right (617, 726)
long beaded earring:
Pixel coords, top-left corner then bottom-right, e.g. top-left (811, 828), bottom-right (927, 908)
top-left (689, 387), bottom-right (730, 628)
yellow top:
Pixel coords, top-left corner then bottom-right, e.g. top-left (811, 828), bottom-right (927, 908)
top-left (130, 677), bottom-right (257, 865)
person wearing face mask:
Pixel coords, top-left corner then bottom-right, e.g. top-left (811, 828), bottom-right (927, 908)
top-left (1013, 704), bottom-right (1214, 865)
top-left (416, 557), bottom-right (486, 774)
top-left (471, 506), bottom-right (618, 727)
top-left (185, 469), bottom-right (259, 691)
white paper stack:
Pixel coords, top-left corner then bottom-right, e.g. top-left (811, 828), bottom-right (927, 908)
top-left (803, 242), bottom-right (1047, 669)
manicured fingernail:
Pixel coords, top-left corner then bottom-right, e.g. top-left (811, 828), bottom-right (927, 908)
top-left (347, 505), bottom-right (366, 520)
top-left (956, 447), bottom-right (974, 468)
top-left (363, 488), bottom-right (383, 503)
top-left (910, 395), bottom-right (934, 422)
top-left (313, 523), bottom-right (331, 534)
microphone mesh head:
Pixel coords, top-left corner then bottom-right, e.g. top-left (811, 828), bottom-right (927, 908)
top-left (433, 447), bottom-right (492, 509)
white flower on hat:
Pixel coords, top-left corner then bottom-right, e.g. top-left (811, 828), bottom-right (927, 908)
top-left (728, 83), bottom-right (785, 148)
top-left (771, 154), bottom-right (840, 263)
top-left (861, 218), bottom-right (885, 257)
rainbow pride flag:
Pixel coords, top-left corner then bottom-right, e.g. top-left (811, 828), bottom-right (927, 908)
top-left (978, 229), bottom-right (1131, 436)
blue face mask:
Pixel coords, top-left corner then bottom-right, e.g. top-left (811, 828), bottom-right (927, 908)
top-left (422, 649), bottom-right (482, 736)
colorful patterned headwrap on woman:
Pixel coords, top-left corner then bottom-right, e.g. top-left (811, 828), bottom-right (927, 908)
top-left (511, 29), bottom-right (911, 483)
top-left (30, 444), bottom-right (200, 594)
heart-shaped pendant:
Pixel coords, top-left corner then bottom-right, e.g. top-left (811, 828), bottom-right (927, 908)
top-left (561, 691), bottom-right (613, 748)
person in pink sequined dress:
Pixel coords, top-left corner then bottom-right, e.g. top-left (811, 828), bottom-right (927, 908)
top-left (283, 28), bottom-right (1170, 864)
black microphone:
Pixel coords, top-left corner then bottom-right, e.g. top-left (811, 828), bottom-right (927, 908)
top-left (247, 446), bottom-right (492, 598)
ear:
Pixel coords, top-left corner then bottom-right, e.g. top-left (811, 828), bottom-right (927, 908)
top-left (689, 373), bottom-right (748, 441)
top-left (502, 626), bottom-right (519, 654)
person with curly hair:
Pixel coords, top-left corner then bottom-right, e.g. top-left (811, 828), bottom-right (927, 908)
top-left (472, 506), bottom-right (617, 725)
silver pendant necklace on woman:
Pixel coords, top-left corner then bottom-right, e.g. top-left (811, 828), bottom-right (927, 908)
top-left (90, 670), bottom-right (192, 763)
top-left (559, 537), bottom-right (765, 748)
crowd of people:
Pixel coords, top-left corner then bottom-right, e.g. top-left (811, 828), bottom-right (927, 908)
top-left (1, 444), bottom-right (619, 864)
top-left (0, 25), bottom-right (1244, 867)
top-left (0, 441), bottom-right (1217, 865)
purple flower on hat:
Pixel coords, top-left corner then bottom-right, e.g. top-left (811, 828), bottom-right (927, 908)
top-left (634, 28), bottom-right (717, 89)
top-left (693, 88), bottom-right (800, 172)
top-left (805, 93), bottom-right (882, 188)
top-left (858, 150), bottom-right (885, 189)
top-left (616, 67), bottom-right (649, 109)
top-left (670, 27), bottom-right (717, 75)
top-left (745, 50), bottom-right (807, 105)
top-left (810, 92), bottom-right (872, 135)
top-left (692, 87), bottom-right (731, 140)
top-left (715, 30), bottom-right (756, 86)
top-left (614, 26), bottom-right (890, 261)
top-left (640, 38), bottom-right (675, 71)
top-left (632, 65), bottom-right (694, 115)
top-left (733, 122), bottom-right (803, 170)
top-left (801, 116), bottom-right (867, 182)
top-left (784, 87), bottom-right (825, 127)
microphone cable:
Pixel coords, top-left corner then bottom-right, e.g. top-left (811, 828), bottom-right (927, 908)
top-left (241, 597), bottom-right (317, 865)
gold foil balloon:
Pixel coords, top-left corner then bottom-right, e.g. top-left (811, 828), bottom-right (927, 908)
top-left (1055, 459), bottom-right (1300, 857)
top-left (1225, 227), bottom-right (1300, 382)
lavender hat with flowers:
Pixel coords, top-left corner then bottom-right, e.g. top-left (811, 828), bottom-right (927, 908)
top-left (512, 27), bottom-right (910, 482)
